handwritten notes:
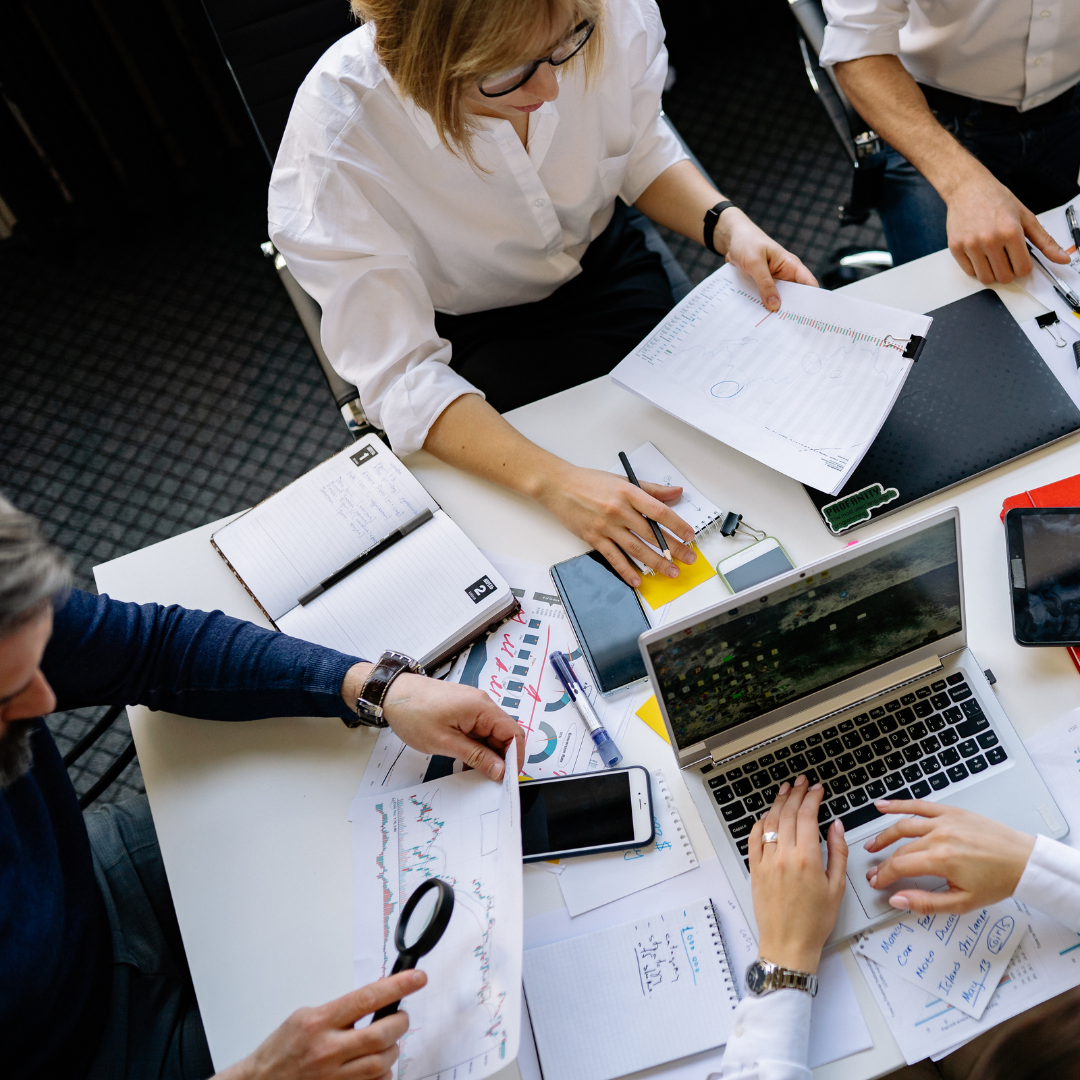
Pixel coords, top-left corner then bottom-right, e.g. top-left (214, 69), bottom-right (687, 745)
top-left (522, 899), bottom-right (738, 1080)
top-left (855, 901), bottom-right (1024, 1018)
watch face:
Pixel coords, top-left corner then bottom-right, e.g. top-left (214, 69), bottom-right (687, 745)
top-left (746, 961), bottom-right (767, 994)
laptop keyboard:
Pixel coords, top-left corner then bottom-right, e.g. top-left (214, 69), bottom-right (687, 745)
top-left (702, 672), bottom-right (1009, 872)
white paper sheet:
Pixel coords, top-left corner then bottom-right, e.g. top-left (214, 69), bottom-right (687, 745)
top-left (1024, 705), bottom-right (1080, 850)
top-left (451, 552), bottom-right (638, 779)
top-left (523, 899), bottom-right (740, 1080)
top-left (854, 898), bottom-right (1080, 1064)
top-left (855, 901), bottom-right (1024, 1019)
top-left (351, 742), bottom-right (523, 1080)
top-left (524, 858), bottom-right (873, 1072)
top-left (611, 264), bottom-right (931, 494)
top-left (556, 771), bottom-right (699, 916)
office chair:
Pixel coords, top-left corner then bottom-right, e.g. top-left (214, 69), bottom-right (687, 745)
top-left (63, 704), bottom-right (137, 808)
top-left (787, 0), bottom-right (892, 283)
top-left (200, 0), bottom-right (700, 438)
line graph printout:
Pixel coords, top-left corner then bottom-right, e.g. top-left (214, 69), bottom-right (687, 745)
top-left (351, 742), bottom-right (522, 1080)
top-left (611, 265), bottom-right (932, 494)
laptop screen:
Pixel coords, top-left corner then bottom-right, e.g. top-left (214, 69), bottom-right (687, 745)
top-left (649, 518), bottom-right (963, 752)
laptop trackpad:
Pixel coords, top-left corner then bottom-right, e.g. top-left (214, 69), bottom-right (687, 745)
top-left (847, 833), bottom-right (947, 918)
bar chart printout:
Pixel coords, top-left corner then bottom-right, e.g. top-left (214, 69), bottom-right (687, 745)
top-left (611, 264), bottom-right (933, 494)
top-left (351, 742), bottom-right (522, 1080)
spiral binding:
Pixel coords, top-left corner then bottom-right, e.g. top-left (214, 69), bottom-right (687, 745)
top-left (705, 898), bottom-right (742, 1005)
top-left (654, 772), bottom-right (695, 867)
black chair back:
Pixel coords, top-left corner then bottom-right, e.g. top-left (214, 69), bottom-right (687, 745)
top-left (201, 0), bottom-right (356, 166)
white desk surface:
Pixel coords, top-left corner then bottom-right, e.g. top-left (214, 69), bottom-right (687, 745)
top-left (94, 250), bottom-right (1079, 1079)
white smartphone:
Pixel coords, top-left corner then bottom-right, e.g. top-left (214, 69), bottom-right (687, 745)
top-left (520, 766), bottom-right (654, 862)
top-left (716, 536), bottom-right (795, 594)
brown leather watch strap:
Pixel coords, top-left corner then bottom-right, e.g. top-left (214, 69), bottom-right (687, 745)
top-left (351, 650), bottom-right (418, 728)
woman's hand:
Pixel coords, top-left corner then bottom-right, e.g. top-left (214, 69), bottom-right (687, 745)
top-left (864, 799), bottom-right (1035, 915)
top-left (342, 666), bottom-right (524, 781)
top-left (536, 462), bottom-right (697, 588)
top-left (715, 209), bottom-right (818, 312)
top-left (749, 775), bottom-right (848, 973)
top-left (215, 970), bottom-right (425, 1080)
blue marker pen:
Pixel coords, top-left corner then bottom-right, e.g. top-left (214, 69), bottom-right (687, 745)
top-left (549, 651), bottom-right (623, 768)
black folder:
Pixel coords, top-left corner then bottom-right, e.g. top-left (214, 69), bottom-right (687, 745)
top-left (804, 289), bottom-right (1080, 534)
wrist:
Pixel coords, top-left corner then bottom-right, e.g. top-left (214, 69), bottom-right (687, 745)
top-left (756, 943), bottom-right (822, 975)
top-left (708, 204), bottom-right (746, 258)
top-left (530, 455), bottom-right (578, 507)
top-left (341, 661), bottom-right (375, 713)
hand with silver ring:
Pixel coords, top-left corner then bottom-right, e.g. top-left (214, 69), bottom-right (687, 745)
top-left (747, 775), bottom-right (848, 974)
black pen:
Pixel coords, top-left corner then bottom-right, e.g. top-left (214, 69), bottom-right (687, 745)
top-left (618, 450), bottom-right (672, 562)
top-left (297, 508), bottom-right (433, 606)
top-left (1026, 241), bottom-right (1080, 313)
top-left (1067, 205), bottom-right (1080, 254)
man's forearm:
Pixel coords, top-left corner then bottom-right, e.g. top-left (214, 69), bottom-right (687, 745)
top-left (833, 55), bottom-right (983, 199)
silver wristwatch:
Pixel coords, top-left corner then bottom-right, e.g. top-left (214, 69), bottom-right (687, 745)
top-left (745, 958), bottom-right (819, 997)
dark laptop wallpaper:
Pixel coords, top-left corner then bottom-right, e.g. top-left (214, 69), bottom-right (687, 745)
top-left (652, 520), bottom-right (963, 749)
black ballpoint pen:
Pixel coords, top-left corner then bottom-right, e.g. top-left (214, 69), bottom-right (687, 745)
top-left (1026, 241), bottom-right (1080, 313)
top-left (1067, 205), bottom-right (1080, 255)
top-left (297, 508), bottom-right (433, 606)
top-left (618, 450), bottom-right (672, 562)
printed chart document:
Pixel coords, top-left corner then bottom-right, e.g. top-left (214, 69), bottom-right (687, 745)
top-left (211, 434), bottom-right (516, 670)
top-left (351, 743), bottom-right (522, 1080)
top-left (855, 902), bottom-right (1024, 1019)
top-left (611, 265), bottom-right (932, 494)
top-left (523, 899), bottom-right (739, 1080)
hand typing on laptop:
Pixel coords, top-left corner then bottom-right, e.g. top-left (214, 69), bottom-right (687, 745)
top-left (864, 800), bottom-right (1036, 915)
top-left (747, 775), bottom-right (849, 975)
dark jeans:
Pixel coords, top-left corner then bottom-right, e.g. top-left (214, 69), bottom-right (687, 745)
top-left (879, 81), bottom-right (1080, 265)
top-left (86, 797), bottom-right (214, 1080)
top-left (435, 200), bottom-right (675, 413)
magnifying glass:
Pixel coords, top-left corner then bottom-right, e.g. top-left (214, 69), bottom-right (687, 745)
top-left (371, 877), bottom-right (455, 1021)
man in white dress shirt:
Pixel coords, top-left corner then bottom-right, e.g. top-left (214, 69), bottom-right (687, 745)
top-left (819, 0), bottom-right (1079, 281)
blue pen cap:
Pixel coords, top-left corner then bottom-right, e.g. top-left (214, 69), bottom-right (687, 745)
top-left (590, 726), bottom-right (623, 768)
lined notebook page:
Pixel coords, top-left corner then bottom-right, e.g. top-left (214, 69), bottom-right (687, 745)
top-left (522, 899), bottom-right (738, 1080)
top-left (277, 510), bottom-right (508, 666)
top-left (213, 436), bottom-right (438, 621)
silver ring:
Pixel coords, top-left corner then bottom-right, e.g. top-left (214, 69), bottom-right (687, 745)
top-left (763, 831), bottom-right (779, 844)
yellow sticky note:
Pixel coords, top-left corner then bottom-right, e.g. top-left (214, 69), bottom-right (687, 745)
top-left (636, 694), bottom-right (670, 744)
top-left (636, 543), bottom-right (716, 610)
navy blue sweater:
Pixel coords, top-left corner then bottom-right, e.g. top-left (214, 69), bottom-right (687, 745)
top-left (2, 590), bottom-right (360, 1078)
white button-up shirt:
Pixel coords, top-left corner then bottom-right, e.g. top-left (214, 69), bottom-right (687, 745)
top-left (819, 0), bottom-right (1080, 113)
top-left (268, 0), bottom-right (685, 456)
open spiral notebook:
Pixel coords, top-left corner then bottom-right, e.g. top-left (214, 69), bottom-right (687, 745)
top-left (522, 898), bottom-right (739, 1080)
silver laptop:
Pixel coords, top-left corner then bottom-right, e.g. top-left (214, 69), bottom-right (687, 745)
top-left (639, 507), bottom-right (1068, 942)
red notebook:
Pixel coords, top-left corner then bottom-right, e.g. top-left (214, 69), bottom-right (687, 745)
top-left (1001, 472), bottom-right (1080, 675)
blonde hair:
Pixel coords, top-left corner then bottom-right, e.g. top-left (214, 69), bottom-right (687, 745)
top-left (351, 0), bottom-right (604, 161)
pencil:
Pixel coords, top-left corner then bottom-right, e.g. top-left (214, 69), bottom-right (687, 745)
top-left (618, 451), bottom-right (673, 561)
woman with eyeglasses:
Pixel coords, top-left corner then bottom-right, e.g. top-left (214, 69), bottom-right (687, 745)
top-left (269, 0), bottom-right (816, 588)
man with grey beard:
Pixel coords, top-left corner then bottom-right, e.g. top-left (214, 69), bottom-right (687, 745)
top-left (0, 499), bottom-right (522, 1080)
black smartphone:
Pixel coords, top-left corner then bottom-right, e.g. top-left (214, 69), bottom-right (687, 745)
top-left (1004, 507), bottom-right (1080, 646)
top-left (520, 767), bottom-right (654, 861)
top-left (549, 550), bottom-right (651, 694)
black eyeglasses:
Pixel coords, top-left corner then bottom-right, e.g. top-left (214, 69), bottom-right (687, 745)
top-left (477, 21), bottom-right (595, 98)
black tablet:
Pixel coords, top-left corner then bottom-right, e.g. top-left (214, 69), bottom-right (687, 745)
top-left (1004, 507), bottom-right (1080, 646)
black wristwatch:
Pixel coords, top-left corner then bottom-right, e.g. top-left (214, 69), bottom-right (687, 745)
top-left (745, 957), bottom-right (819, 997)
top-left (349, 650), bottom-right (420, 729)
top-left (703, 200), bottom-right (736, 255)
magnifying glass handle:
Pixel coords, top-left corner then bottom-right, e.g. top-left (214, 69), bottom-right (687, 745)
top-left (371, 954), bottom-right (412, 1021)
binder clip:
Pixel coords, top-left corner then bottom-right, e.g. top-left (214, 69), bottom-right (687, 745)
top-left (718, 512), bottom-right (765, 540)
top-left (1036, 311), bottom-right (1067, 348)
